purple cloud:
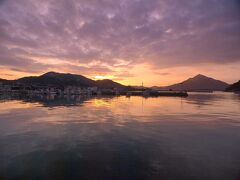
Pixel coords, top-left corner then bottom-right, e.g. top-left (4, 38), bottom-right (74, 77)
top-left (0, 0), bottom-right (239, 79)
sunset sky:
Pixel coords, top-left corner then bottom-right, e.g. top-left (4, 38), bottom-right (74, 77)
top-left (0, 0), bottom-right (239, 86)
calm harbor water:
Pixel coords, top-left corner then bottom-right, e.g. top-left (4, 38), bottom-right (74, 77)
top-left (0, 92), bottom-right (240, 180)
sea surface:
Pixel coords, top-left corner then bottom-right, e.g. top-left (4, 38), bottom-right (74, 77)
top-left (0, 92), bottom-right (240, 180)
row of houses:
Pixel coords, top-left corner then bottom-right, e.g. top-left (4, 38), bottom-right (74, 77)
top-left (0, 83), bottom-right (120, 96)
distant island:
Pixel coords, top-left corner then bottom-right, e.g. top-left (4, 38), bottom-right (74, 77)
top-left (152, 74), bottom-right (229, 91)
top-left (0, 72), bottom-right (238, 95)
top-left (226, 80), bottom-right (240, 92)
top-left (6, 71), bottom-right (126, 89)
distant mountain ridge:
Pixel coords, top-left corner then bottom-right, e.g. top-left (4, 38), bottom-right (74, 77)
top-left (96, 79), bottom-right (125, 89)
top-left (0, 72), bottom-right (231, 91)
top-left (2, 72), bottom-right (126, 89)
top-left (0, 78), bottom-right (8, 83)
top-left (153, 74), bottom-right (229, 91)
top-left (17, 72), bottom-right (96, 87)
top-left (226, 80), bottom-right (240, 92)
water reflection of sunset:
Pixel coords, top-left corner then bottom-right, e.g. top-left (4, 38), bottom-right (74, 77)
top-left (0, 100), bottom-right (40, 114)
top-left (92, 98), bottom-right (111, 107)
top-left (1, 93), bottom-right (240, 180)
top-left (0, 93), bottom-right (239, 125)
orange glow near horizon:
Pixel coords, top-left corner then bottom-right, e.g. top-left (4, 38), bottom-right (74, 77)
top-left (94, 75), bottom-right (107, 80)
top-left (93, 75), bottom-right (117, 81)
top-left (0, 0), bottom-right (240, 87)
top-left (1, 61), bottom-right (240, 87)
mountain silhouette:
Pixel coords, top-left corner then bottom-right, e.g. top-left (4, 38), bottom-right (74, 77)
top-left (10, 72), bottom-right (126, 89)
top-left (226, 80), bottom-right (240, 92)
top-left (154, 74), bottom-right (229, 91)
top-left (0, 78), bottom-right (8, 84)
top-left (17, 72), bottom-right (96, 87)
top-left (0, 73), bottom-right (230, 91)
top-left (96, 79), bottom-right (125, 89)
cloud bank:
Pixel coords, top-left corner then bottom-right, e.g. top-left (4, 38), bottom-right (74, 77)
top-left (0, 0), bottom-right (239, 84)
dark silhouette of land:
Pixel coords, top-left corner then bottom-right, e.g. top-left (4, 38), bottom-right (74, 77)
top-left (152, 74), bottom-right (229, 91)
top-left (226, 80), bottom-right (240, 92)
top-left (0, 72), bottom-right (234, 92)
top-left (0, 72), bottom-right (126, 89)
